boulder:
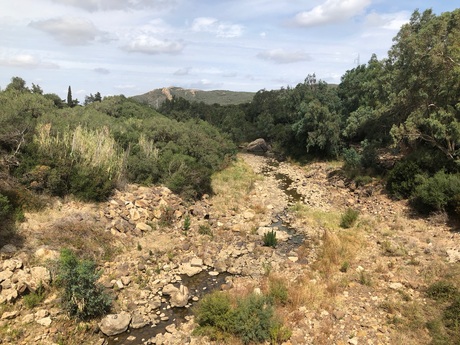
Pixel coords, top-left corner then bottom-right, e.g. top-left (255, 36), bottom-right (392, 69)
top-left (246, 138), bottom-right (270, 153)
top-left (99, 312), bottom-right (132, 336)
top-left (170, 285), bottom-right (190, 308)
top-left (178, 263), bottom-right (202, 277)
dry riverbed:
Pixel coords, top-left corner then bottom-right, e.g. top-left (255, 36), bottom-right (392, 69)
top-left (1, 153), bottom-right (460, 344)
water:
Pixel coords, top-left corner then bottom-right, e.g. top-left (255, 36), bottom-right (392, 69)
top-left (106, 271), bottom-right (230, 345)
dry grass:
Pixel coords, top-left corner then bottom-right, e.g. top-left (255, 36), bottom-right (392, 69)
top-left (211, 158), bottom-right (261, 214)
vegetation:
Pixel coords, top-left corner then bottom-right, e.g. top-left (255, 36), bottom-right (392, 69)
top-left (193, 291), bottom-right (290, 344)
top-left (340, 208), bottom-right (359, 228)
top-left (55, 249), bottom-right (112, 320)
top-left (263, 229), bottom-right (278, 248)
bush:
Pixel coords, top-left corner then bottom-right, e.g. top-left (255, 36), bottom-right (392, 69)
top-left (263, 230), bottom-right (277, 248)
top-left (0, 193), bottom-right (12, 218)
top-left (386, 160), bottom-right (423, 199)
top-left (427, 281), bottom-right (459, 301)
top-left (411, 171), bottom-right (460, 214)
top-left (194, 291), bottom-right (289, 345)
top-left (268, 277), bottom-right (288, 305)
top-left (444, 296), bottom-right (460, 329)
top-left (23, 283), bottom-right (45, 308)
top-left (340, 208), bottom-right (359, 228)
top-left (342, 147), bottom-right (362, 170)
top-left (56, 249), bottom-right (111, 320)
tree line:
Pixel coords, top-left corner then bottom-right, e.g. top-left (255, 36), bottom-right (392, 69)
top-left (159, 9), bottom-right (460, 217)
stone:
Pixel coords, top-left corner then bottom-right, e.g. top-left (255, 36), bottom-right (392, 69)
top-left (30, 266), bottom-right (51, 289)
top-left (136, 222), bottom-right (152, 232)
top-left (246, 138), bottom-right (270, 153)
top-left (3, 258), bottom-right (23, 271)
top-left (389, 282), bottom-right (404, 290)
top-left (162, 284), bottom-right (179, 296)
top-left (99, 313), bottom-right (132, 336)
top-left (190, 258), bottom-right (203, 267)
top-left (178, 263), bottom-right (202, 277)
top-left (170, 285), bottom-right (190, 308)
top-left (130, 313), bottom-right (149, 329)
top-left (35, 248), bottom-right (59, 261)
top-left (1, 311), bottom-right (18, 320)
top-left (0, 270), bottom-right (13, 282)
top-left (36, 317), bottom-right (52, 327)
top-left (0, 244), bottom-right (17, 254)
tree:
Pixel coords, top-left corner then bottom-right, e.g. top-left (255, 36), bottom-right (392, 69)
top-left (388, 9), bottom-right (460, 161)
top-left (5, 77), bottom-right (29, 93)
top-left (67, 86), bottom-right (73, 108)
top-left (31, 83), bottom-right (43, 95)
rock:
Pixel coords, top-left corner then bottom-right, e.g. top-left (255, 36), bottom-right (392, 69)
top-left (246, 138), bottom-right (270, 153)
top-left (0, 244), bottom-right (17, 254)
top-left (3, 258), bottom-right (23, 271)
top-left (35, 248), bottom-right (59, 261)
top-left (257, 227), bottom-right (289, 242)
top-left (99, 313), bottom-right (132, 336)
top-left (190, 258), bottom-right (203, 267)
top-left (170, 285), bottom-right (190, 308)
top-left (35, 309), bottom-right (49, 319)
top-left (389, 282), bottom-right (403, 290)
top-left (178, 263), bottom-right (202, 277)
top-left (162, 284), bottom-right (179, 296)
top-left (0, 270), bottom-right (13, 282)
top-left (130, 313), bottom-right (149, 329)
top-left (243, 210), bottom-right (255, 220)
top-left (136, 222), bottom-right (152, 232)
top-left (36, 317), bottom-right (52, 327)
top-left (446, 249), bottom-right (460, 263)
top-left (1, 311), bottom-right (18, 320)
top-left (30, 266), bottom-right (51, 289)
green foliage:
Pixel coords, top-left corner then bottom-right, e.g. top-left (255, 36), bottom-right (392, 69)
top-left (263, 230), bottom-right (277, 248)
top-left (340, 208), bottom-right (359, 228)
top-left (198, 224), bottom-right (213, 237)
top-left (23, 283), bottom-right (45, 309)
top-left (268, 277), bottom-right (288, 306)
top-left (194, 291), bottom-right (288, 344)
top-left (444, 296), bottom-right (460, 329)
top-left (411, 171), bottom-right (460, 214)
top-left (342, 148), bottom-right (362, 170)
top-left (56, 249), bottom-right (111, 320)
top-left (183, 215), bottom-right (191, 232)
top-left (387, 160), bottom-right (423, 199)
top-left (0, 193), bottom-right (12, 218)
top-left (427, 281), bottom-right (459, 301)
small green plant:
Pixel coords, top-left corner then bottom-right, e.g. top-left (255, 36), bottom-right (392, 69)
top-left (159, 206), bottom-right (175, 227)
top-left (198, 224), bottom-right (213, 237)
top-left (340, 261), bottom-right (350, 273)
top-left (23, 282), bottom-right (45, 309)
top-left (183, 214), bottom-right (191, 233)
top-left (340, 208), bottom-right (359, 228)
top-left (137, 242), bottom-right (142, 251)
top-left (56, 248), bottom-right (112, 320)
top-left (358, 270), bottom-right (372, 286)
top-left (263, 230), bottom-right (277, 248)
top-left (268, 277), bottom-right (288, 305)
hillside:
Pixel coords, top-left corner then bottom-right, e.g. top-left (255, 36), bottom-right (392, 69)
top-left (131, 86), bottom-right (255, 108)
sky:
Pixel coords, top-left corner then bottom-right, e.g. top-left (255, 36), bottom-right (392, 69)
top-left (0, 0), bottom-right (458, 100)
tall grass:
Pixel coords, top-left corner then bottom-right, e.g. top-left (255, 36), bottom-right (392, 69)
top-left (34, 123), bottom-right (125, 181)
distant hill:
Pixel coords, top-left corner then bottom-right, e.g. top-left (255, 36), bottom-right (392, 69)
top-left (131, 87), bottom-right (255, 108)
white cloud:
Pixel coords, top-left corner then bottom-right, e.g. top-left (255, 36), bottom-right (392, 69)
top-left (364, 11), bottom-right (410, 31)
top-left (50, 0), bottom-right (177, 12)
top-left (174, 67), bottom-right (192, 75)
top-left (0, 54), bottom-right (59, 69)
top-left (124, 36), bottom-right (184, 54)
top-left (94, 67), bottom-right (110, 74)
top-left (29, 17), bottom-right (105, 45)
top-left (257, 49), bottom-right (312, 64)
top-left (190, 79), bottom-right (223, 90)
top-left (293, 0), bottom-right (371, 27)
top-left (191, 17), bottom-right (244, 38)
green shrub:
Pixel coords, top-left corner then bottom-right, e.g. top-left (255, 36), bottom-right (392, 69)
top-left (444, 296), bottom-right (460, 329)
top-left (23, 283), bottom-right (45, 309)
top-left (0, 193), bottom-right (12, 218)
top-left (194, 291), bottom-right (288, 345)
top-left (340, 208), bottom-right (359, 228)
top-left (268, 277), bottom-right (288, 305)
top-left (342, 147), bottom-right (362, 170)
top-left (263, 230), bottom-right (277, 248)
top-left (411, 171), bottom-right (460, 214)
top-left (232, 293), bottom-right (274, 344)
top-left (56, 249), bottom-right (111, 320)
top-left (386, 160), bottom-right (423, 199)
top-left (427, 281), bottom-right (459, 301)
top-left (198, 224), bottom-right (213, 237)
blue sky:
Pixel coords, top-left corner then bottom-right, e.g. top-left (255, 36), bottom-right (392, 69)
top-left (0, 0), bottom-right (458, 99)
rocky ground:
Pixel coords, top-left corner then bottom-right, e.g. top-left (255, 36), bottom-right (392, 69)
top-left (1, 153), bottom-right (460, 344)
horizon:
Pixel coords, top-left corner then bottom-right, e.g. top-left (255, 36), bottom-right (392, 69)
top-left (1, 1), bottom-right (458, 99)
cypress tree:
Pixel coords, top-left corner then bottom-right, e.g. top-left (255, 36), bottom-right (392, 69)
top-left (67, 86), bottom-right (72, 107)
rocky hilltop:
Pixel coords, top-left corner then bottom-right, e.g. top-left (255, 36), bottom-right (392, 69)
top-left (1, 154), bottom-right (459, 344)
top-left (131, 87), bottom-right (255, 108)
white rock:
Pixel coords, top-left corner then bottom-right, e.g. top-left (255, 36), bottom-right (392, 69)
top-left (36, 316), bottom-right (52, 327)
top-left (99, 313), bottom-right (132, 336)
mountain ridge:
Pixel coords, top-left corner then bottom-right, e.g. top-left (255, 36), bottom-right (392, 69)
top-left (131, 86), bottom-right (255, 108)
